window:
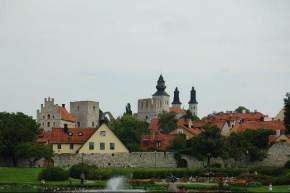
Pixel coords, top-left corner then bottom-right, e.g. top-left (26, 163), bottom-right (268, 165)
top-left (92, 122), bottom-right (95, 127)
top-left (47, 122), bottom-right (50, 127)
top-left (77, 122), bottom-right (80, 128)
top-left (70, 144), bottom-right (74, 149)
top-left (43, 115), bottom-right (45, 119)
top-left (52, 115), bottom-right (55, 119)
top-left (47, 114), bottom-right (50, 119)
top-left (110, 143), bottom-right (115, 150)
top-left (53, 122), bottom-right (56, 127)
top-left (78, 132), bottom-right (83, 136)
top-left (93, 106), bottom-right (96, 111)
top-left (89, 142), bottom-right (94, 150)
top-left (57, 144), bottom-right (61, 149)
top-left (100, 131), bottom-right (106, 137)
top-left (77, 105), bottom-right (80, 111)
top-left (100, 143), bottom-right (105, 150)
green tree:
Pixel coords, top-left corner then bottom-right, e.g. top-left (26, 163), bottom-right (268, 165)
top-left (235, 106), bottom-right (250, 113)
top-left (284, 93), bottom-right (290, 134)
top-left (0, 112), bottom-right (39, 166)
top-left (227, 129), bottom-right (272, 162)
top-left (15, 143), bottom-right (53, 167)
top-left (183, 110), bottom-right (200, 121)
top-left (170, 134), bottom-right (187, 151)
top-left (189, 125), bottom-right (227, 167)
top-left (158, 112), bottom-right (177, 133)
top-left (124, 103), bottom-right (133, 116)
top-left (110, 115), bottom-right (148, 151)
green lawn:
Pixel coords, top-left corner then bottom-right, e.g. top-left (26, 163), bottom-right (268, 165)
top-left (248, 185), bottom-right (290, 192)
top-left (0, 167), bottom-right (42, 184)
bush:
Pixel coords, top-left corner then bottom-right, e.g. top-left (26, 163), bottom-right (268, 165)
top-left (211, 163), bottom-right (222, 168)
top-left (69, 163), bottom-right (95, 179)
top-left (284, 160), bottom-right (290, 169)
top-left (250, 166), bottom-right (286, 176)
top-left (246, 181), bottom-right (262, 187)
top-left (39, 167), bottom-right (69, 181)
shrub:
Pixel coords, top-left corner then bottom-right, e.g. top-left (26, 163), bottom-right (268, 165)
top-left (38, 167), bottom-right (69, 181)
top-left (284, 160), bottom-right (290, 169)
top-left (250, 166), bottom-right (286, 176)
top-left (69, 163), bottom-right (95, 179)
top-left (246, 181), bottom-right (262, 187)
top-left (211, 163), bottom-right (222, 168)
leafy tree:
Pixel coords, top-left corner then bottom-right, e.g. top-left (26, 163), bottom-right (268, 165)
top-left (188, 125), bottom-right (227, 167)
top-left (15, 143), bottom-right (53, 167)
top-left (158, 112), bottom-right (177, 133)
top-left (235, 106), bottom-right (250, 113)
top-left (170, 134), bottom-right (187, 151)
top-left (0, 112), bottom-right (39, 166)
top-left (183, 110), bottom-right (200, 121)
top-left (124, 103), bottom-right (133, 116)
top-left (110, 115), bottom-right (148, 151)
top-left (227, 129), bottom-right (272, 162)
top-left (284, 93), bottom-right (290, 134)
top-left (99, 109), bottom-right (110, 124)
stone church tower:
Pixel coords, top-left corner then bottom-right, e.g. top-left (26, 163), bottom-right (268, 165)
top-left (172, 87), bottom-right (182, 109)
top-left (188, 87), bottom-right (198, 116)
top-left (137, 75), bottom-right (170, 121)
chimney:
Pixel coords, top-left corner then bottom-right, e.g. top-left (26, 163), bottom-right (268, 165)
top-left (63, 124), bottom-right (68, 133)
top-left (62, 104), bottom-right (66, 108)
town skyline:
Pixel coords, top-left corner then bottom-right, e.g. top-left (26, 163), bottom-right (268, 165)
top-left (0, 0), bottom-right (289, 118)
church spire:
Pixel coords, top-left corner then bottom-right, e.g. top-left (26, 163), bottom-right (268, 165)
top-left (152, 75), bottom-right (169, 96)
top-left (189, 87), bottom-right (198, 104)
top-left (172, 87), bottom-right (182, 105)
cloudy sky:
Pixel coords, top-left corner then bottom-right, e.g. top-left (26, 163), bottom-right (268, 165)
top-left (0, 0), bottom-right (289, 118)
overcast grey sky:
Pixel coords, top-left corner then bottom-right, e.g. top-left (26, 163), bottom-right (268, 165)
top-left (0, 0), bottom-right (289, 118)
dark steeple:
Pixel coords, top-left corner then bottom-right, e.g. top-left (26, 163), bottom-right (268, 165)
top-left (172, 87), bottom-right (182, 105)
top-left (189, 87), bottom-right (198, 104)
top-left (152, 75), bottom-right (170, 96)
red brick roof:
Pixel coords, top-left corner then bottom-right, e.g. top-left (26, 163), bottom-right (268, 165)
top-left (58, 106), bottom-right (76, 122)
top-left (48, 128), bottom-right (96, 144)
top-left (232, 120), bottom-right (286, 133)
top-left (191, 120), bottom-right (225, 129)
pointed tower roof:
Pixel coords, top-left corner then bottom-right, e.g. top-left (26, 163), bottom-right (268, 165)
top-left (152, 75), bottom-right (169, 96)
top-left (189, 87), bottom-right (198, 104)
top-left (172, 87), bottom-right (182, 104)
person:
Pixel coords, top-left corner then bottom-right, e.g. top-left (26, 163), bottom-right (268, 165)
top-left (269, 183), bottom-right (272, 192)
top-left (80, 172), bottom-right (85, 185)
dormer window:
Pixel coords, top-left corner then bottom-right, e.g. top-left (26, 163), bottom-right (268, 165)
top-left (100, 131), bottom-right (106, 137)
top-left (78, 132), bottom-right (83, 136)
top-left (68, 132), bottom-right (73, 136)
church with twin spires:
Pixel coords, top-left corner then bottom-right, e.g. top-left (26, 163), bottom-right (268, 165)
top-left (137, 75), bottom-right (198, 121)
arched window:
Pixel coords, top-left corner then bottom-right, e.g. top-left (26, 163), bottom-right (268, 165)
top-left (47, 114), bottom-right (50, 119)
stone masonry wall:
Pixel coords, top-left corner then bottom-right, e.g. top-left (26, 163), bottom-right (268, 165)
top-left (53, 152), bottom-right (177, 168)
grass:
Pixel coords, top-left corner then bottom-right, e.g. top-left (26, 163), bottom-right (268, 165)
top-left (247, 185), bottom-right (290, 192)
top-left (0, 167), bottom-right (42, 183)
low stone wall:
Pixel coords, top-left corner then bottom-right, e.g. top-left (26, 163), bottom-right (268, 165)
top-left (53, 152), bottom-right (177, 168)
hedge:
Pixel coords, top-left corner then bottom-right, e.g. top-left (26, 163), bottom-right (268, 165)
top-left (38, 167), bottom-right (69, 181)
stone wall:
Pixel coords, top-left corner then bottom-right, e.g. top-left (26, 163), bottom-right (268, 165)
top-left (53, 152), bottom-right (177, 168)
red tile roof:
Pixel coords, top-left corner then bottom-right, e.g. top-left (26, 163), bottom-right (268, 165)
top-left (232, 120), bottom-right (286, 133)
top-left (37, 130), bottom-right (51, 144)
top-left (149, 117), bottom-right (159, 131)
top-left (141, 133), bottom-right (175, 151)
top-left (48, 128), bottom-right (96, 144)
top-left (169, 107), bottom-right (185, 114)
top-left (203, 112), bottom-right (265, 122)
top-left (58, 106), bottom-right (76, 122)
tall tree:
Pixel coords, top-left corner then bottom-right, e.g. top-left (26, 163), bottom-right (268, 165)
top-left (158, 112), bottom-right (177, 133)
top-left (124, 103), bottom-right (133, 116)
top-left (227, 129), bottom-right (272, 162)
top-left (0, 112), bottom-right (40, 166)
top-left (284, 93), bottom-right (290, 134)
top-left (15, 143), bottom-right (53, 167)
top-left (235, 106), bottom-right (250, 113)
top-left (111, 115), bottom-right (148, 151)
top-left (170, 134), bottom-right (187, 151)
top-left (189, 125), bottom-right (227, 167)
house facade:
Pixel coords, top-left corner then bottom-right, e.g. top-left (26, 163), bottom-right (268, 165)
top-left (38, 124), bottom-right (129, 154)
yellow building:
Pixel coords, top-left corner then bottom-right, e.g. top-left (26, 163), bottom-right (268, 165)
top-left (43, 124), bottom-right (129, 154)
